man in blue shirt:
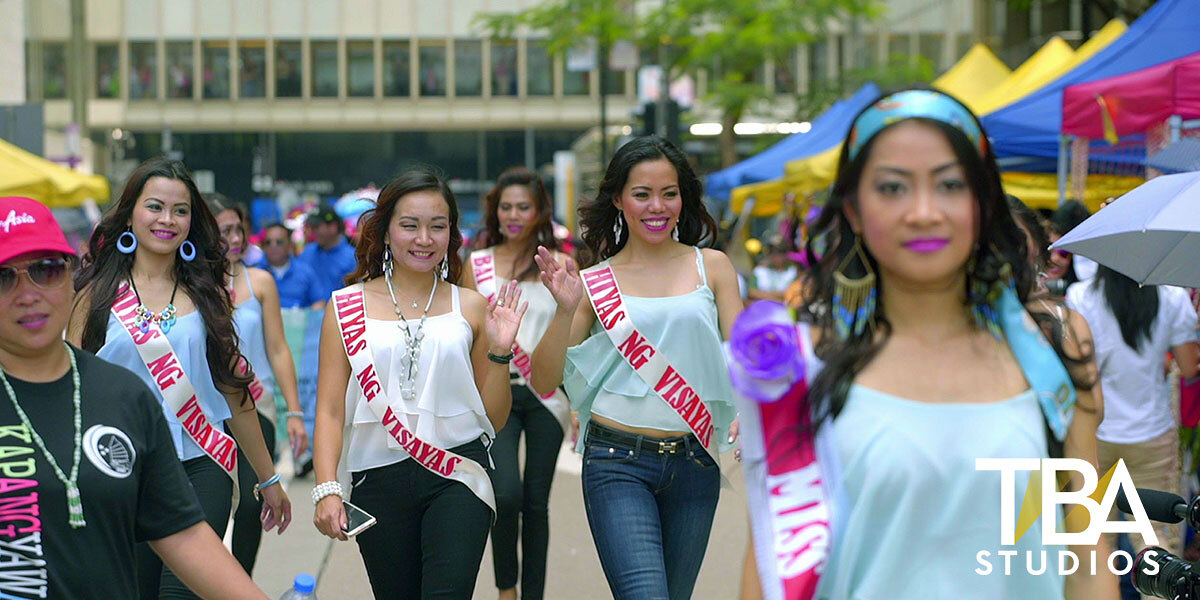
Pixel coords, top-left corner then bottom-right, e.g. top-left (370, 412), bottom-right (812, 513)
top-left (296, 204), bottom-right (357, 301)
top-left (260, 223), bottom-right (323, 309)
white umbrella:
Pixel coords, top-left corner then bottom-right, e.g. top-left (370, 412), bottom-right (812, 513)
top-left (1051, 171), bottom-right (1200, 287)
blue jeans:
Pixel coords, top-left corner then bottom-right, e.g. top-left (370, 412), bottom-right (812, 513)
top-left (581, 422), bottom-right (720, 600)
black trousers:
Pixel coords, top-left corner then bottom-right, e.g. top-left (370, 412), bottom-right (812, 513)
top-left (138, 456), bottom-right (233, 599)
top-left (232, 411), bottom-right (278, 574)
top-left (351, 438), bottom-right (494, 600)
top-left (490, 385), bottom-right (564, 599)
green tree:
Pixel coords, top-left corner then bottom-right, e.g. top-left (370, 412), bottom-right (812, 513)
top-left (478, 0), bottom-right (877, 167)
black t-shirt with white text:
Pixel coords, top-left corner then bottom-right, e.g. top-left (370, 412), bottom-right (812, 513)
top-left (0, 347), bottom-right (205, 599)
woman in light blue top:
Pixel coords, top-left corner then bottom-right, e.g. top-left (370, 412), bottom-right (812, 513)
top-left (68, 157), bottom-right (291, 600)
top-left (532, 135), bottom-right (743, 600)
top-left (213, 197), bottom-right (310, 575)
top-left (740, 88), bottom-right (1115, 600)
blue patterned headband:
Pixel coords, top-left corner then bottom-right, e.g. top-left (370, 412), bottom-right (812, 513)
top-left (847, 90), bottom-right (987, 161)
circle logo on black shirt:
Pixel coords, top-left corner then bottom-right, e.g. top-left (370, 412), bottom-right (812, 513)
top-left (83, 425), bottom-right (137, 478)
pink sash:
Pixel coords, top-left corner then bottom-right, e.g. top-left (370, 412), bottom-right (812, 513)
top-left (332, 286), bottom-right (495, 514)
top-left (111, 285), bottom-right (240, 497)
top-left (737, 322), bottom-right (839, 600)
top-left (579, 262), bottom-right (719, 465)
top-left (470, 249), bottom-right (570, 433)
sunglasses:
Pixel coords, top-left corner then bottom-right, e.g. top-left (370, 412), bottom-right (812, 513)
top-left (0, 257), bottom-right (71, 295)
top-left (1052, 248), bottom-right (1072, 260)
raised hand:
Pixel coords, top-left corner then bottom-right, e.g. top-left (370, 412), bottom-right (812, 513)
top-left (534, 246), bottom-right (583, 314)
top-left (486, 280), bottom-right (528, 354)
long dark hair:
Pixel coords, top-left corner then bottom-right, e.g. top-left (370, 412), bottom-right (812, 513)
top-left (801, 88), bottom-right (1092, 432)
top-left (347, 167), bottom-right (464, 284)
top-left (74, 156), bottom-right (254, 402)
top-left (480, 166), bottom-right (558, 282)
top-left (205, 192), bottom-right (246, 256)
top-left (578, 135), bottom-right (717, 266)
top-left (1094, 265), bottom-right (1159, 351)
top-left (1007, 194), bottom-right (1049, 272)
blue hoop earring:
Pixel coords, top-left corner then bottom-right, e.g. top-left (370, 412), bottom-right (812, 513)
top-left (178, 240), bottom-right (197, 262)
top-left (116, 230), bottom-right (137, 254)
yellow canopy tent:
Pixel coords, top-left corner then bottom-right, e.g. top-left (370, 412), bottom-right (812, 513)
top-left (775, 20), bottom-right (1129, 202)
top-left (999, 172), bottom-right (1143, 212)
top-left (0, 138), bottom-right (109, 208)
top-left (729, 43), bottom-right (1011, 215)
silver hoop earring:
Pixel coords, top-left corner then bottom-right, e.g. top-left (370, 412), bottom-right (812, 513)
top-left (613, 212), bottom-right (624, 242)
top-left (116, 229), bottom-right (137, 254)
top-left (178, 240), bottom-right (197, 262)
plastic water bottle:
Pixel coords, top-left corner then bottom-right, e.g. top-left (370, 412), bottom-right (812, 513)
top-left (279, 574), bottom-right (317, 599)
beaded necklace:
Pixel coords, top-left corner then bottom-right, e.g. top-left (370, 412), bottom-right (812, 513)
top-left (0, 343), bottom-right (86, 528)
top-left (130, 276), bottom-right (180, 334)
top-left (384, 262), bottom-right (438, 403)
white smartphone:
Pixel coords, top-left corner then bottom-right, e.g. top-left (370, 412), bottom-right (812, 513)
top-left (341, 500), bottom-right (377, 537)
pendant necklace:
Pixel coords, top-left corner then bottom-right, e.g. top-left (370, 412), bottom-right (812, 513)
top-left (131, 276), bottom-right (180, 334)
top-left (0, 343), bottom-right (87, 527)
top-left (384, 261), bottom-right (438, 402)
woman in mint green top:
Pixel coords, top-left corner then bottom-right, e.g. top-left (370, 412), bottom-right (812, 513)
top-left (532, 136), bottom-right (744, 600)
top-left (739, 89), bottom-right (1114, 600)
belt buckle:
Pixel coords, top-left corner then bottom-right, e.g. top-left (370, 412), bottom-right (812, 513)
top-left (657, 440), bottom-right (678, 454)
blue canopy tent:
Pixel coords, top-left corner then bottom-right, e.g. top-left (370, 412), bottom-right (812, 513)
top-left (983, 0), bottom-right (1200, 162)
top-left (705, 82), bottom-right (880, 201)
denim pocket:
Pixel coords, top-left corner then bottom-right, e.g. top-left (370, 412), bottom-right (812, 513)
top-left (584, 441), bottom-right (636, 465)
top-left (688, 449), bottom-right (717, 469)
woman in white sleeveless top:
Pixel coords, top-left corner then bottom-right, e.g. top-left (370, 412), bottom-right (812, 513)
top-left (311, 168), bottom-right (528, 599)
top-left (464, 167), bottom-right (571, 600)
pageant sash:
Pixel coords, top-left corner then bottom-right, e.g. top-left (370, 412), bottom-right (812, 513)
top-left (332, 286), bottom-right (496, 514)
top-left (111, 285), bottom-right (240, 494)
top-left (236, 355), bottom-right (276, 423)
top-left (579, 262), bottom-right (720, 464)
top-left (470, 249), bottom-right (570, 433)
top-left (736, 321), bottom-right (841, 600)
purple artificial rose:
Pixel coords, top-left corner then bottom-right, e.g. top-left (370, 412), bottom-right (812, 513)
top-left (727, 300), bottom-right (805, 402)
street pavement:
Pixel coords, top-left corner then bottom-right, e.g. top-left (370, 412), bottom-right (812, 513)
top-left (252, 444), bottom-right (749, 599)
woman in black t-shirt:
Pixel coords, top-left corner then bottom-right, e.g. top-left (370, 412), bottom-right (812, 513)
top-left (0, 196), bottom-right (269, 599)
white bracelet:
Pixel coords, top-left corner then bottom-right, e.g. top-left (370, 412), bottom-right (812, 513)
top-left (311, 481), bottom-right (344, 506)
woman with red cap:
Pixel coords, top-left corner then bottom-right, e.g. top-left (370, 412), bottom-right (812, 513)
top-left (0, 195), bottom-right (269, 598)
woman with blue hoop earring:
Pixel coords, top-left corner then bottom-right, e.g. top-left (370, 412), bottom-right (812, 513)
top-left (68, 156), bottom-right (292, 600)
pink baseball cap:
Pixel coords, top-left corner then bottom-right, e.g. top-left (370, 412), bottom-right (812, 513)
top-left (0, 197), bottom-right (78, 265)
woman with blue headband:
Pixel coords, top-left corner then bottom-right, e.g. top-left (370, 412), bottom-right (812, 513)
top-left (736, 88), bottom-right (1117, 599)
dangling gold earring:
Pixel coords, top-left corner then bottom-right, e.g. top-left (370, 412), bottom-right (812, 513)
top-left (832, 235), bottom-right (877, 340)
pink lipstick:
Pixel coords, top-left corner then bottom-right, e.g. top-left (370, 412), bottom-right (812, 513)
top-left (903, 238), bottom-right (949, 253)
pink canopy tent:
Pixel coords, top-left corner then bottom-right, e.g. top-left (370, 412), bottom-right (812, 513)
top-left (1062, 51), bottom-right (1200, 138)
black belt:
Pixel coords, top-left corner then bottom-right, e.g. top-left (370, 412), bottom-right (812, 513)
top-left (586, 421), bottom-right (696, 455)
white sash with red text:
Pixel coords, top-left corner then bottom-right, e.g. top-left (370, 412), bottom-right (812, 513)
top-left (111, 284), bottom-right (240, 499)
top-left (332, 285), bottom-right (495, 515)
top-left (736, 322), bottom-right (843, 600)
top-left (580, 262), bottom-right (721, 468)
top-left (237, 356), bottom-right (276, 423)
top-left (470, 249), bottom-right (570, 434)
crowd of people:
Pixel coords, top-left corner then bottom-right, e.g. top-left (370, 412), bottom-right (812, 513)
top-left (1, 85), bottom-right (1197, 600)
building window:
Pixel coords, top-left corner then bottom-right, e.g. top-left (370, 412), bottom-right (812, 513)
top-left (202, 41), bottom-right (230, 99)
top-left (275, 41), bottom-right (301, 98)
top-left (603, 66), bottom-right (625, 96)
top-left (383, 40), bottom-right (410, 97)
top-left (419, 42), bottom-right (446, 97)
top-left (42, 42), bottom-right (68, 99)
top-left (563, 59), bottom-right (589, 96)
top-left (347, 41), bottom-right (374, 97)
top-left (808, 39), bottom-right (828, 85)
top-left (239, 41), bottom-right (266, 98)
top-left (128, 41), bottom-right (157, 99)
top-left (95, 43), bottom-right (119, 98)
top-left (527, 41), bottom-right (552, 96)
top-left (311, 40), bottom-right (338, 97)
top-left (454, 40), bottom-right (482, 97)
top-left (166, 41), bottom-right (193, 98)
top-left (775, 48), bottom-right (797, 94)
top-left (491, 41), bottom-right (517, 96)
